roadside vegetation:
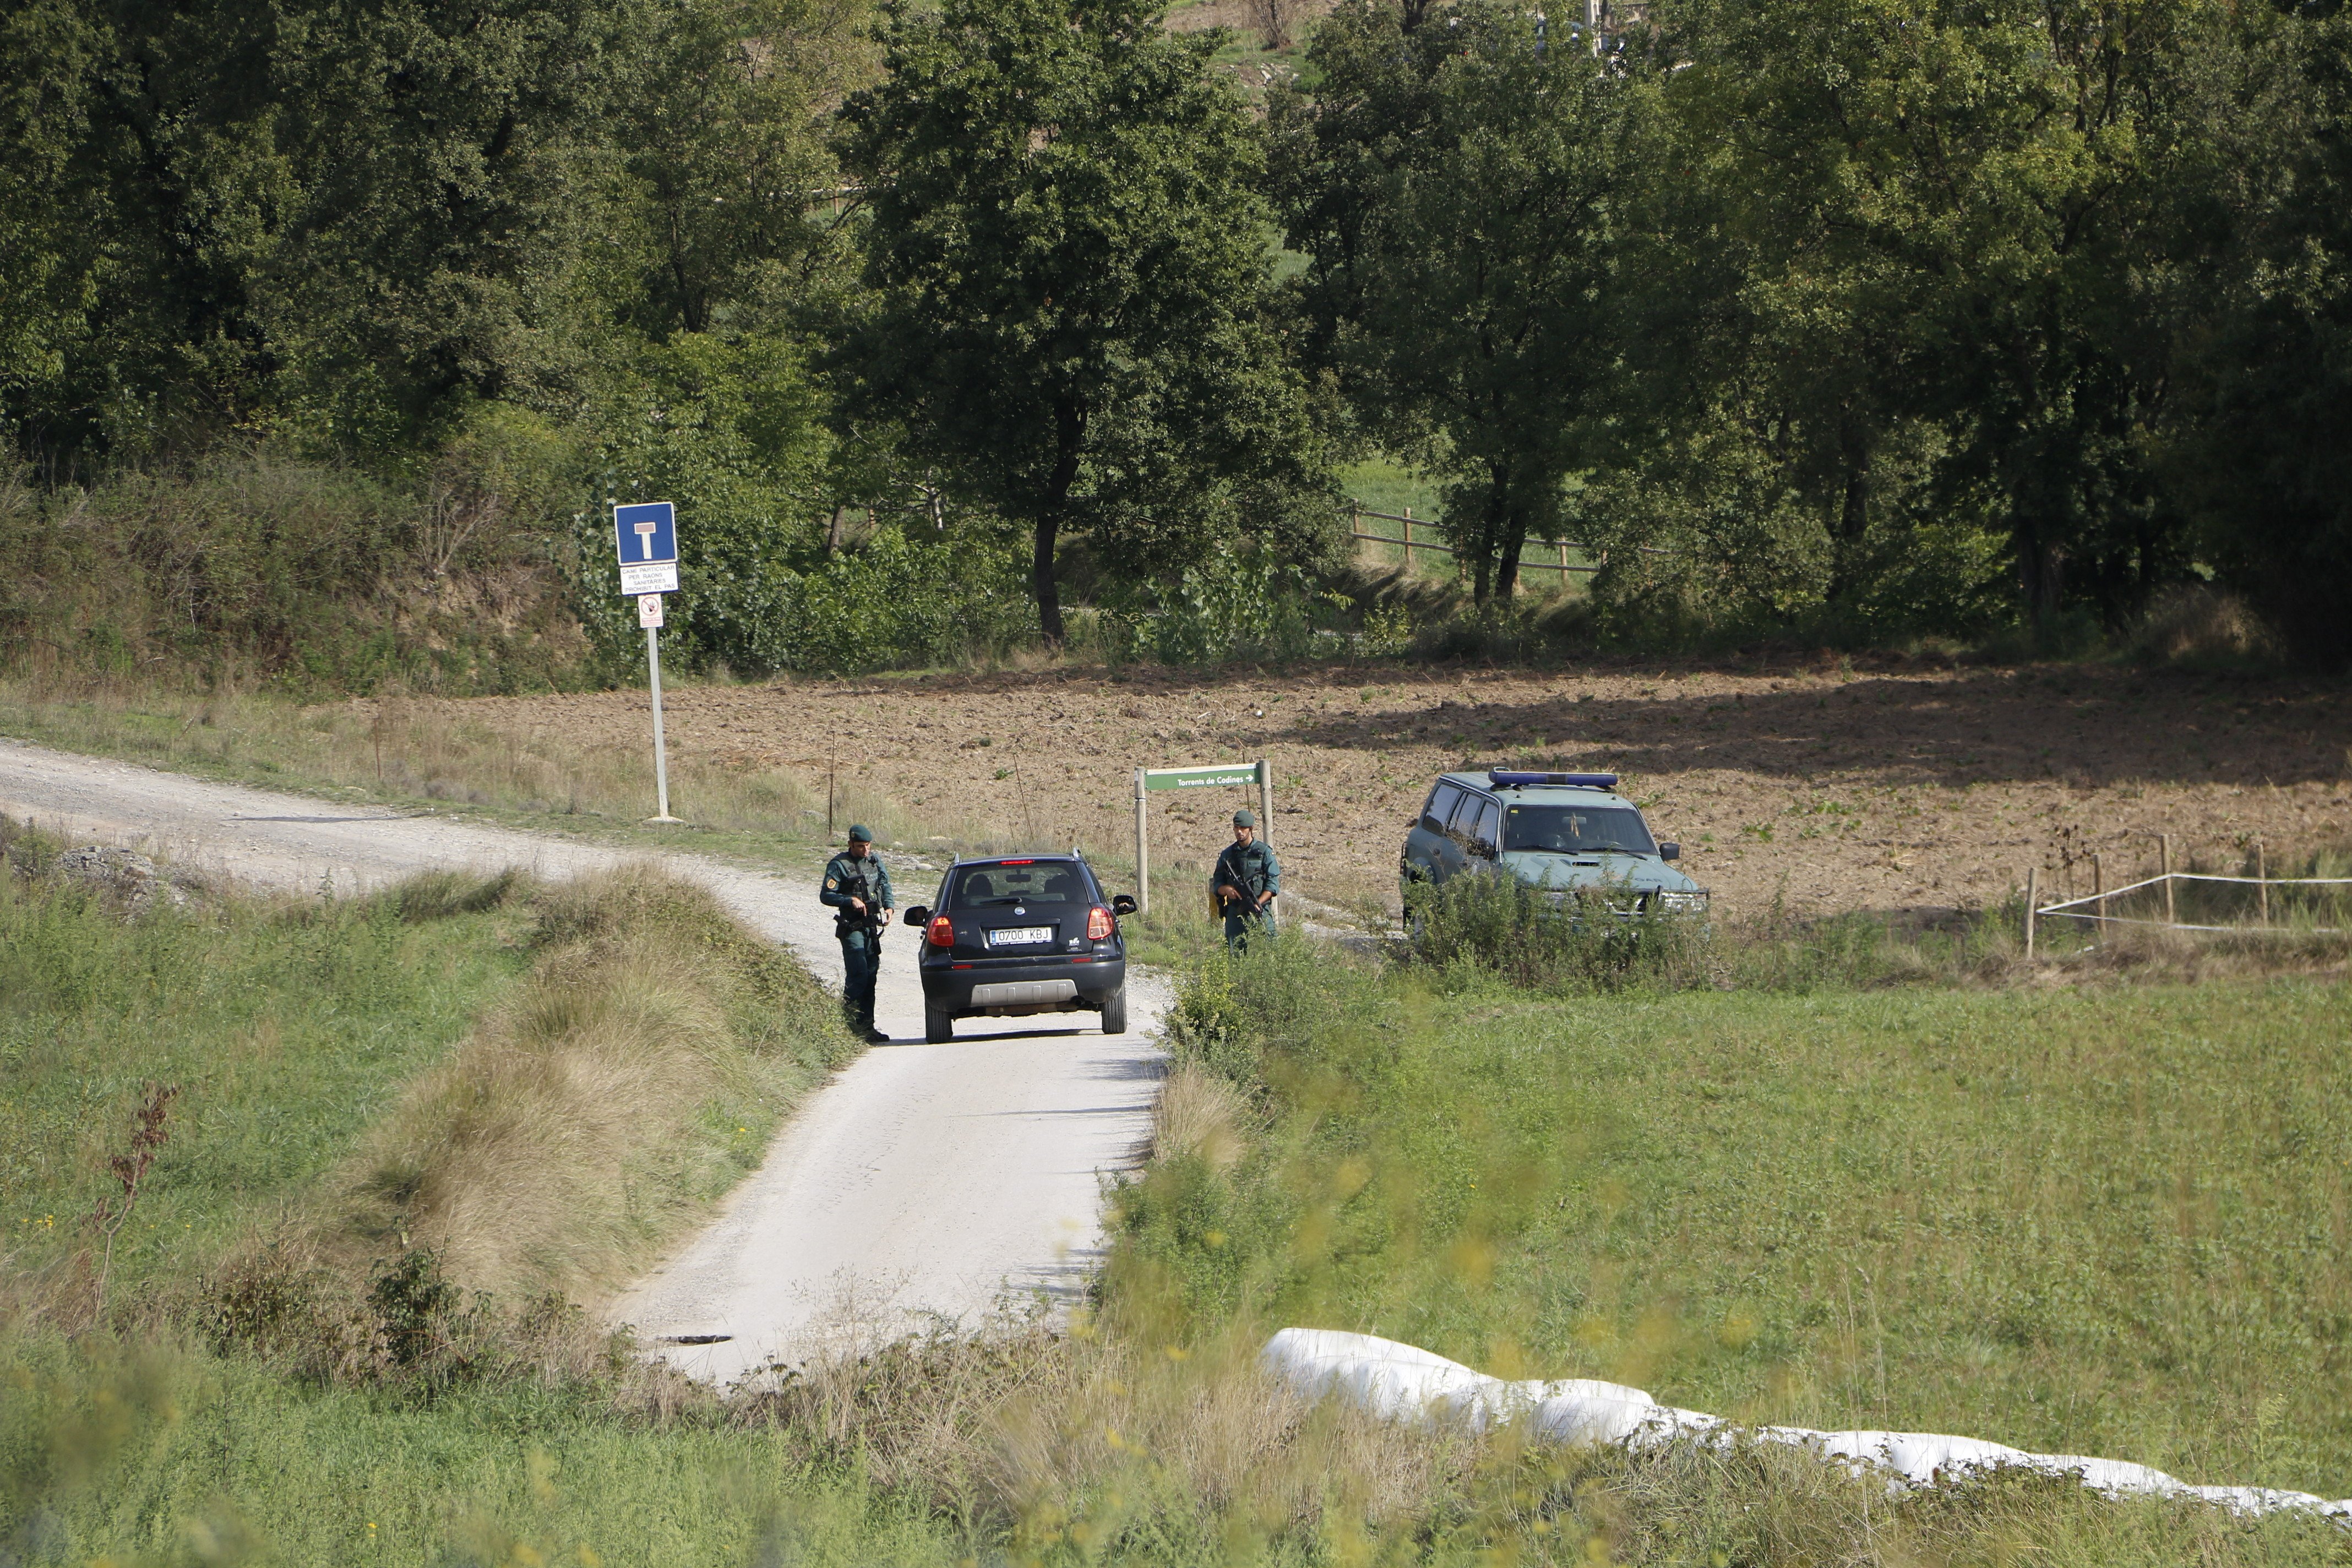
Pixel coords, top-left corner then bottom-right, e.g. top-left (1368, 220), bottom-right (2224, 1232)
top-left (2, 821), bottom-right (884, 1561)
top-left (1106, 913), bottom-right (2352, 1560)
top-left (8, 808), bottom-right (2352, 1562)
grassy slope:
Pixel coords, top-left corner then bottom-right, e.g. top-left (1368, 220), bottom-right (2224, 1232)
top-left (0, 841), bottom-right (907, 1567)
top-left (1, 863), bottom-right (530, 1299)
top-left (1117, 940), bottom-right (2352, 1526)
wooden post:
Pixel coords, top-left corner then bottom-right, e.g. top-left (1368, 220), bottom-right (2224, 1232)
top-left (1257, 759), bottom-right (1276, 921)
top-left (2160, 833), bottom-right (2175, 926)
top-left (2093, 852), bottom-right (2105, 925)
top-left (1134, 767), bottom-right (1150, 916)
top-left (2025, 865), bottom-right (2039, 959)
top-left (1402, 509), bottom-right (1414, 573)
top-left (2257, 839), bottom-right (2269, 925)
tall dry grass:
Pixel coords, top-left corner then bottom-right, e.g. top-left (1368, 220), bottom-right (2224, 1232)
top-left (302, 866), bottom-right (851, 1303)
top-left (743, 1313), bottom-right (1486, 1553)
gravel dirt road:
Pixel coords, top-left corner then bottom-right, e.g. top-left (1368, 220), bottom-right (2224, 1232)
top-left (0, 736), bottom-right (1167, 1380)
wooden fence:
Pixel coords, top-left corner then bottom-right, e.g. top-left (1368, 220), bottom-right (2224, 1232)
top-left (1348, 503), bottom-right (1671, 577)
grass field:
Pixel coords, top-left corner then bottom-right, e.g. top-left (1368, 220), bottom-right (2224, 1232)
top-left (1110, 928), bottom-right (2352, 1559)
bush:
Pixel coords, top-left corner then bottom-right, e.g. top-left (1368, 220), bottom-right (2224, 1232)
top-left (0, 434), bottom-right (592, 695)
top-left (1406, 870), bottom-right (1712, 992)
top-left (2128, 585), bottom-right (2281, 667)
top-left (1147, 544), bottom-right (1341, 666)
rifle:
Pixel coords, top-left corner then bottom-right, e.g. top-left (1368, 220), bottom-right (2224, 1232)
top-left (833, 861), bottom-right (888, 935)
top-left (1213, 846), bottom-right (1260, 918)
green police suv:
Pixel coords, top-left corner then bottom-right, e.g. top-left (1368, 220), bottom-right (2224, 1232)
top-left (1399, 770), bottom-right (1708, 913)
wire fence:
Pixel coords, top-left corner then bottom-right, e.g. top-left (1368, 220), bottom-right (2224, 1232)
top-left (2023, 837), bottom-right (2352, 955)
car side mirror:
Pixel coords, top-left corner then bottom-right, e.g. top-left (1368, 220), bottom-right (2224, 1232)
top-left (902, 906), bottom-right (930, 926)
top-left (1658, 843), bottom-right (1680, 862)
top-left (1111, 894), bottom-right (1137, 917)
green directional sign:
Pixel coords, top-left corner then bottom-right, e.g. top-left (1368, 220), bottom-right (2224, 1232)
top-left (1143, 763), bottom-right (1257, 791)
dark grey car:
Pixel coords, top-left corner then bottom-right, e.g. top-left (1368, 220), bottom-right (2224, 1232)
top-left (901, 855), bottom-right (1136, 1043)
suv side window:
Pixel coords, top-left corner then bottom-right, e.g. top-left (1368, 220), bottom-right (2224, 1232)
top-left (1466, 796), bottom-right (1501, 858)
top-left (1422, 783), bottom-right (1462, 835)
top-left (1445, 789), bottom-right (1487, 844)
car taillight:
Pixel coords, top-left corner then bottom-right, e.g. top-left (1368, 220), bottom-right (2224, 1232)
top-left (1087, 905), bottom-right (1114, 941)
top-left (927, 915), bottom-right (955, 948)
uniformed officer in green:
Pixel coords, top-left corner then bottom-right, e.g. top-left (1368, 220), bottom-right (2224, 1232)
top-left (1211, 809), bottom-right (1280, 952)
top-left (821, 825), bottom-right (894, 1042)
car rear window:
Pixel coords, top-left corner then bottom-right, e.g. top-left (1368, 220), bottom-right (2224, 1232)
top-left (1420, 783), bottom-right (1462, 834)
top-left (1502, 804), bottom-right (1657, 856)
top-left (950, 862), bottom-right (1088, 906)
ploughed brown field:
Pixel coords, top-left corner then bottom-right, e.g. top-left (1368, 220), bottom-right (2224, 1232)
top-left (423, 658), bottom-right (2351, 918)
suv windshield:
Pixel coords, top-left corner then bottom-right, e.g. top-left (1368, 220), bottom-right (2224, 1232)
top-left (1502, 803), bottom-right (1657, 856)
top-left (951, 863), bottom-right (1087, 906)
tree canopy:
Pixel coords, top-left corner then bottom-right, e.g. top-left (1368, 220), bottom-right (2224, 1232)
top-left (837, 0), bottom-right (1331, 641)
top-left (4, 0), bottom-right (2351, 668)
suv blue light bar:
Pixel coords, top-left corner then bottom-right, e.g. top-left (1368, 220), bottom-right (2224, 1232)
top-left (1489, 770), bottom-right (1619, 790)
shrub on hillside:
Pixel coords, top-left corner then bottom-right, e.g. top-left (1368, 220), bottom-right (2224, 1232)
top-left (0, 426), bottom-right (591, 694)
top-left (1406, 870), bottom-right (1712, 992)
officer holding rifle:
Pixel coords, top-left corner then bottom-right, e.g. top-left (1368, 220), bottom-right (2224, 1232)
top-left (1211, 809), bottom-right (1280, 952)
top-left (821, 825), bottom-right (894, 1042)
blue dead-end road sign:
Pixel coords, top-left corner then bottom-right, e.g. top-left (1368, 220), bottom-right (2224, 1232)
top-left (614, 502), bottom-right (678, 567)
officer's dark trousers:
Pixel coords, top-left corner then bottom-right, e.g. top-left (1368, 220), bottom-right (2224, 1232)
top-left (840, 930), bottom-right (880, 1031)
top-left (1223, 910), bottom-right (1276, 953)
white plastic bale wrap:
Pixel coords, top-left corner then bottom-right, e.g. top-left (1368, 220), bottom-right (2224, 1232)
top-left (1261, 1329), bottom-right (2351, 1521)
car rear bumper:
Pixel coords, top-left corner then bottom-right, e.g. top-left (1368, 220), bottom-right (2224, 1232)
top-left (918, 954), bottom-right (1127, 1015)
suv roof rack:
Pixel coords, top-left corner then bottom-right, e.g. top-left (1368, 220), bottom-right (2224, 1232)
top-left (1487, 770), bottom-right (1619, 790)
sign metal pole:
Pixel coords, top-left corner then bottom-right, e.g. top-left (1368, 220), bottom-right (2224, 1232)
top-left (1256, 759), bottom-right (1275, 919)
top-left (1134, 767), bottom-right (1149, 916)
top-left (645, 622), bottom-right (679, 823)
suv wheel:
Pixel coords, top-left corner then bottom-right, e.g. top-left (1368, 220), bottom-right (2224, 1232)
top-left (1099, 984), bottom-right (1128, 1036)
top-left (924, 999), bottom-right (954, 1044)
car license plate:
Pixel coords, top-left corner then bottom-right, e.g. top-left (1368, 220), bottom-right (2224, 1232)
top-left (986, 925), bottom-right (1052, 948)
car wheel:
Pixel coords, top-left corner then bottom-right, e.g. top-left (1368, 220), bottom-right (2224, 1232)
top-left (924, 1000), bottom-right (954, 1044)
top-left (1099, 984), bottom-right (1128, 1036)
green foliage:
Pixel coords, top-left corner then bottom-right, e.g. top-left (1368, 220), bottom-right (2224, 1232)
top-left (1276, 0), bottom-right (2352, 659)
top-left (0, 853), bottom-right (531, 1302)
top-left (837, 0), bottom-right (1337, 640)
top-left (0, 1331), bottom-right (969, 1567)
top-left (1146, 543), bottom-right (1341, 666)
top-left (1628, 0), bottom-right (2214, 640)
top-left (775, 523), bottom-right (1036, 673)
top-left (581, 331), bottom-right (836, 676)
top-left (1405, 872), bottom-right (1712, 992)
top-left (0, 437), bottom-right (592, 695)
top-left (1274, 1), bottom-right (1673, 607)
top-left (2167, 9), bottom-right (2352, 666)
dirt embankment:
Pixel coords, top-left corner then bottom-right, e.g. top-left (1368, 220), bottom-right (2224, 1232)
top-left (430, 660), bottom-right (2350, 919)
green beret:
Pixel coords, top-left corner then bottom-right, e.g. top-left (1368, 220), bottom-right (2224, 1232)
top-left (847, 823), bottom-right (874, 842)
top-left (1232, 809), bottom-right (1256, 828)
